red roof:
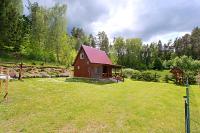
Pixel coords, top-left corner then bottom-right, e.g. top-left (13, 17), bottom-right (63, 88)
top-left (82, 45), bottom-right (112, 65)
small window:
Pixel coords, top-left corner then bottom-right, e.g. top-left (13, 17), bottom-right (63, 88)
top-left (80, 52), bottom-right (84, 59)
top-left (77, 66), bottom-right (80, 70)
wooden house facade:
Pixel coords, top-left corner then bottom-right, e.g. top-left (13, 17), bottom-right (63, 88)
top-left (73, 45), bottom-right (121, 79)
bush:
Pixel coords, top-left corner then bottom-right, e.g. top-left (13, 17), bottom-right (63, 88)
top-left (164, 75), bottom-right (169, 83)
top-left (130, 70), bottom-right (161, 82)
top-left (123, 68), bottom-right (136, 78)
top-left (131, 70), bottom-right (141, 80)
top-left (140, 71), bottom-right (161, 82)
top-left (153, 58), bottom-right (163, 70)
top-left (32, 62), bottom-right (36, 65)
top-left (196, 72), bottom-right (200, 86)
top-left (40, 62), bottom-right (44, 66)
top-left (184, 71), bottom-right (197, 85)
top-left (170, 56), bottom-right (200, 72)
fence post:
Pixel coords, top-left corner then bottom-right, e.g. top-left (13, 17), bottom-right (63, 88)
top-left (186, 78), bottom-right (190, 133)
top-left (184, 78), bottom-right (190, 133)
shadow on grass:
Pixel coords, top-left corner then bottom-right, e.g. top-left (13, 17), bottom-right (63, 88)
top-left (65, 77), bottom-right (116, 85)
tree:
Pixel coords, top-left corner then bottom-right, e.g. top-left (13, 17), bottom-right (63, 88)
top-left (125, 38), bottom-right (142, 69)
top-left (28, 2), bottom-right (49, 60)
top-left (174, 34), bottom-right (191, 57)
top-left (49, 4), bottom-right (67, 63)
top-left (71, 27), bottom-right (89, 50)
top-left (89, 34), bottom-right (96, 48)
top-left (0, 0), bottom-right (23, 52)
top-left (191, 27), bottom-right (200, 59)
top-left (113, 37), bottom-right (126, 65)
top-left (153, 58), bottom-right (163, 70)
top-left (158, 40), bottom-right (163, 58)
top-left (97, 31), bottom-right (109, 54)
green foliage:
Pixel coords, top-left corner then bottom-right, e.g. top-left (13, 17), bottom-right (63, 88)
top-left (97, 31), bottom-right (109, 54)
top-left (123, 68), bottom-right (137, 78)
top-left (108, 45), bottom-right (118, 64)
top-left (164, 75), bottom-right (169, 83)
top-left (1, 0), bottom-right (200, 71)
top-left (123, 68), bottom-right (161, 82)
top-left (71, 27), bottom-right (90, 50)
top-left (140, 71), bottom-right (161, 82)
top-left (184, 71), bottom-right (197, 85)
top-left (174, 27), bottom-right (200, 60)
top-left (0, 0), bottom-right (24, 53)
top-left (170, 56), bottom-right (200, 72)
top-left (196, 72), bottom-right (200, 86)
top-left (153, 58), bottom-right (163, 70)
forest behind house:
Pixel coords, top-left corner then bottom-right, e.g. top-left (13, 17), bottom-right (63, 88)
top-left (0, 0), bottom-right (200, 72)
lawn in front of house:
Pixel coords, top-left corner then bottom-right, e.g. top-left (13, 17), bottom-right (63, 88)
top-left (0, 78), bottom-right (199, 132)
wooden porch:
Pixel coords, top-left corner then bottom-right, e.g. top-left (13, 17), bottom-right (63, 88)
top-left (102, 64), bottom-right (124, 82)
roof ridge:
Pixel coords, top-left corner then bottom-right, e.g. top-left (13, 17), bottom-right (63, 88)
top-left (82, 45), bottom-right (106, 53)
top-left (81, 45), bottom-right (112, 65)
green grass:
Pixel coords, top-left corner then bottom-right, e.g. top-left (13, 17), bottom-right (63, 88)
top-left (0, 78), bottom-right (200, 132)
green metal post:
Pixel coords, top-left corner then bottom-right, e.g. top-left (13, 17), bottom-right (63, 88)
top-left (186, 78), bottom-right (190, 133)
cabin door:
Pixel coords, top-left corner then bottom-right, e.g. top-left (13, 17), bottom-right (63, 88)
top-left (91, 66), bottom-right (102, 78)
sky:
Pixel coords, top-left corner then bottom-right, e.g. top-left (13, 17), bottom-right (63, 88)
top-left (24, 0), bottom-right (200, 44)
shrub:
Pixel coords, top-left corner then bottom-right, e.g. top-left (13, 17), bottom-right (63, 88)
top-left (184, 71), bottom-right (197, 85)
top-left (163, 60), bottom-right (173, 69)
top-left (122, 68), bottom-right (135, 78)
top-left (131, 70), bottom-right (141, 80)
top-left (170, 56), bottom-right (200, 72)
top-left (196, 72), bottom-right (200, 86)
top-left (141, 71), bottom-right (161, 82)
top-left (130, 70), bottom-right (161, 82)
top-left (32, 62), bottom-right (36, 65)
top-left (40, 62), bottom-right (44, 66)
top-left (164, 75), bottom-right (169, 83)
top-left (141, 71), bottom-right (154, 81)
top-left (153, 58), bottom-right (163, 70)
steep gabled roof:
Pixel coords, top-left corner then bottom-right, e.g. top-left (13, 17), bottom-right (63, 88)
top-left (82, 45), bottom-right (112, 65)
top-left (73, 45), bottom-right (112, 65)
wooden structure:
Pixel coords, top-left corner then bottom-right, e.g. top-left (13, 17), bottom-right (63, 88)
top-left (170, 67), bottom-right (184, 85)
top-left (0, 67), bottom-right (10, 100)
top-left (73, 45), bottom-right (123, 81)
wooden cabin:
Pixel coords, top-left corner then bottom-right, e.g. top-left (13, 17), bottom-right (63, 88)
top-left (73, 45), bottom-right (122, 79)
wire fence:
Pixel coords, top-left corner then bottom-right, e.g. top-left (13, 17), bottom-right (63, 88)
top-left (190, 88), bottom-right (200, 133)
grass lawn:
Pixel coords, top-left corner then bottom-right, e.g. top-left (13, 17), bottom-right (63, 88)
top-left (0, 78), bottom-right (200, 132)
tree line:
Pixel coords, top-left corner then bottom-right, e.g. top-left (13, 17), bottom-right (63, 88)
top-left (111, 27), bottom-right (200, 70)
top-left (0, 1), bottom-right (200, 70)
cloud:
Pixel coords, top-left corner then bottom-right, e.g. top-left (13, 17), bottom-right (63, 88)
top-left (23, 0), bottom-right (200, 43)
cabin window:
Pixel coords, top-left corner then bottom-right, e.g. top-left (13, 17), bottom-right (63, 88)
top-left (80, 52), bottom-right (84, 59)
top-left (77, 66), bottom-right (80, 70)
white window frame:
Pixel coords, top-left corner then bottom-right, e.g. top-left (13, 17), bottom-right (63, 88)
top-left (80, 52), bottom-right (84, 59)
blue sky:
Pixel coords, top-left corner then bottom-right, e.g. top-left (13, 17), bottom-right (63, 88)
top-left (23, 0), bottom-right (200, 44)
